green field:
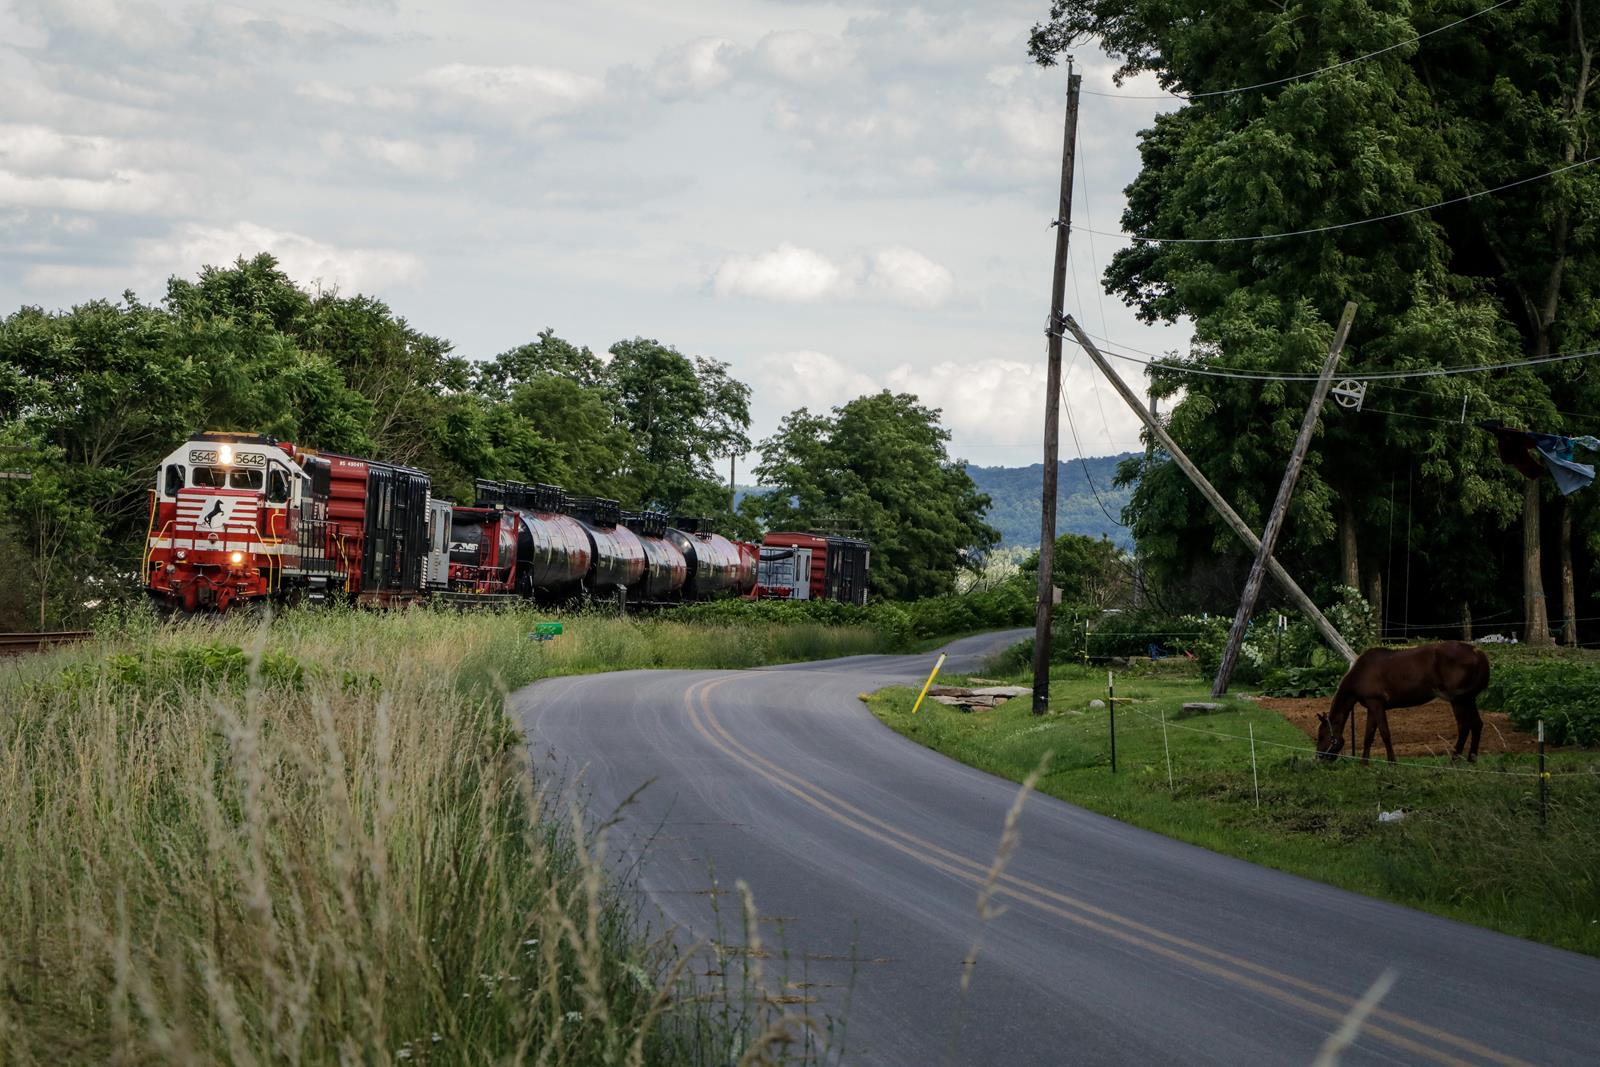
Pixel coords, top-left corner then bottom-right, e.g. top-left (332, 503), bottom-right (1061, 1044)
top-left (0, 606), bottom-right (882, 1065)
top-left (868, 658), bottom-right (1600, 957)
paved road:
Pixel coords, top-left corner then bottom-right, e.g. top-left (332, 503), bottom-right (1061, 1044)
top-left (518, 632), bottom-right (1600, 1066)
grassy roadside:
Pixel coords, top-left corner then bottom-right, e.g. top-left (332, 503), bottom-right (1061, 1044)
top-left (0, 606), bottom-right (884, 1065)
top-left (868, 658), bottom-right (1600, 957)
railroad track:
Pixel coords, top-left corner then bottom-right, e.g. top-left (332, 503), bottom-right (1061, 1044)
top-left (0, 631), bottom-right (93, 655)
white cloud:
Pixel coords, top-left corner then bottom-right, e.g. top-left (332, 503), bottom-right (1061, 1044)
top-left (0, 123), bottom-right (124, 175)
top-left (865, 246), bottom-right (953, 308)
top-left (0, 168), bottom-right (186, 214)
top-left (419, 63), bottom-right (601, 117)
top-left (652, 37), bottom-right (739, 97)
top-left (141, 222), bottom-right (424, 293)
top-left (750, 30), bottom-right (855, 85)
top-left (760, 350), bottom-right (880, 411)
top-left (713, 242), bottom-right (844, 302)
top-left (713, 242), bottom-right (954, 307)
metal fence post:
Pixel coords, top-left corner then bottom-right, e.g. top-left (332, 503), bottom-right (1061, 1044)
top-left (1108, 671), bottom-right (1117, 774)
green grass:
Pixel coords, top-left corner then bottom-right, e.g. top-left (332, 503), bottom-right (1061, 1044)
top-left (0, 605), bottom-right (876, 1065)
top-left (870, 658), bottom-right (1600, 957)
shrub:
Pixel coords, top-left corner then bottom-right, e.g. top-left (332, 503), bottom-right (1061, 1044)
top-left (1482, 659), bottom-right (1600, 746)
top-left (1260, 664), bottom-right (1345, 698)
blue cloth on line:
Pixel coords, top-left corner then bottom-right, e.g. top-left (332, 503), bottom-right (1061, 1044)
top-left (1529, 432), bottom-right (1596, 495)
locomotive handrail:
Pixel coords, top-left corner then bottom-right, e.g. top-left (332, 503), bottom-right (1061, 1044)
top-left (144, 519), bottom-right (173, 583)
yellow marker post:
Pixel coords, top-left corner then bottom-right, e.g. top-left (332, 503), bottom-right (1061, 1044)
top-left (910, 652), bottom-right (948, 715)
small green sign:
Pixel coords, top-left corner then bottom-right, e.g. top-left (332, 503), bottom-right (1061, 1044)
top-left (530, 622), bottom-right (564, 642)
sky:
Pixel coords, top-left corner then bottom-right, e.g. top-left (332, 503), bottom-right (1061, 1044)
top-left (0, 0), bottom-right (1191, 469)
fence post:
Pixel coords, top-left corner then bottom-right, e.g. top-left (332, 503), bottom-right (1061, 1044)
top-left (1249, 723), bottom-right (1261, 809)
top-left (1107, 671), bottom-right (1117, 774)
top-left (1538, 719), bottom-right (1547, 828)
top-left (1161, 707), bottom-right (1173, 791)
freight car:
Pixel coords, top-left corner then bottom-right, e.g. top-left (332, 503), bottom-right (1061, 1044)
top-left (755, 532), bottom-right (871, 607)
top-left (144, 434), bottom-right (866, 613)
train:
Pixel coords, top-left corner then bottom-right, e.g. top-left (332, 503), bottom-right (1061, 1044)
top-left (142, 431), bottom-right (870, 614)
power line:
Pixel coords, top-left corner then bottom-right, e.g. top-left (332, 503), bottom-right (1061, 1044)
top-left (1074, 154), bottom-right (1599, 245)
top-left (1080, 0), bottom-right (1521, 101)
top-left (1058, 380), bottom-right (1128, 528)
top-left (1075, 330), bottom-right (1600, 382)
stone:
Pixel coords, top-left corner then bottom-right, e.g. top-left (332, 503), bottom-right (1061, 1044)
top-left (1089, 699), bottom-right (1106, 709)
top-left (1178, 702), bottom-right (1226, 719)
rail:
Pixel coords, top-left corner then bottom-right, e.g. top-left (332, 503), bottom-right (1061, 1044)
top-left (0, 631), bottom-right (93, 656)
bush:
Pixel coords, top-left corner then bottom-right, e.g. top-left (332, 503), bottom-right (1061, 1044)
top-left (1482, 659), bottom-right (1600, 746)
top-left (1260, 664), bottom-right (1345, 698)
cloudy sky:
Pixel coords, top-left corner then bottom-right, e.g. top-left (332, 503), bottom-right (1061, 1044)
top-left (1, 0), bottom-right (1190, 468)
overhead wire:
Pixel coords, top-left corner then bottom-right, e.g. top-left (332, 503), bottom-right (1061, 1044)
top-left (1079, 0), bottom-right (1521, 101)
top-left (1074, 154), bottom-right (1600, 244)
top-left (1072, 329), bottom-right (1600, 382)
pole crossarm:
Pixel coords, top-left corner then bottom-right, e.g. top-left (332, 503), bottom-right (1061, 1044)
top-left (1058, 315), bottom-right (1358, 666)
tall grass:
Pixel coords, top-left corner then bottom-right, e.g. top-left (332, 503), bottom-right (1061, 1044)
top-left (0, 606), bottom-right (876, 1064)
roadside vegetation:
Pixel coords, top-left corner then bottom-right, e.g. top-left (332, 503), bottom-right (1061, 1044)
top-left (868, 645), bottom-right (1600, 957)
top-left (0, 605), bottom-right (875, 1064)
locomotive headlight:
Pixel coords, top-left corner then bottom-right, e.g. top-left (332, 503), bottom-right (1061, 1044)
top-left (230, 551), bottom-right (243, 564)
top-left (219, 443), bottom-right (234, 465)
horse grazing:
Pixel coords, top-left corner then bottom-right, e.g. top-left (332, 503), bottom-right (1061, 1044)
top-left (1315, 642), bottom-right (1491, 764)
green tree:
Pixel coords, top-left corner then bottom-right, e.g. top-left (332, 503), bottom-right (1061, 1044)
top-left (751, 391), bottom-right (999, 600)
top-left (606, 337), bottom-right (751, 512)
top-left (474, 328), bottom-right (606, 399)
top-left (1030, 0), bottom-right (1598, 642)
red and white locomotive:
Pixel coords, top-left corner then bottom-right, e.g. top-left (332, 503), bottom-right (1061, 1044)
top-left (144, 432), bottom-right (868, 614)
top-left (144, 432), bottom-right (441, 613)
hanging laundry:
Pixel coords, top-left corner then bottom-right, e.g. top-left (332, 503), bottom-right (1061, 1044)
top-left (1479, 422), bottom-right (1598, 495)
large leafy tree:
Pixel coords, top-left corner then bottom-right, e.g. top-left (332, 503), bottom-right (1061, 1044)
top-left (1033, 0), bottom-right (1599, 641)
top-left (751, 391), bottom-right (999, 600)
top-left (606, 337), bottom-right (751, 514)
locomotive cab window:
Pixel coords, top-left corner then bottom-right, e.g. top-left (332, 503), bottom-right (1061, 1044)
top-left (229, 469), bottom-right (264, 490)
top-left (192, 467), bottom-right (227, 488)
top-left (164, 464), bottom-right (185, 497)
top-left (267, 468), bottom-right (290, 503)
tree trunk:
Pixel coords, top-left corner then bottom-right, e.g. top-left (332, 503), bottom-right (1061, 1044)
top-left (1523, 479), bottom-right (1552, 645)
top-left (1363, 567), bottom-right (1384, 643)
top-left (1460, 599), bottom-right (1472, 642)
top-left (1561, 497), bottom-right (1577, 646)
top-left (1338, 494), bottom-right (1360, 594)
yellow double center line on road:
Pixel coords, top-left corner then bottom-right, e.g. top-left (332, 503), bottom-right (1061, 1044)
top-left (683, 676), bottom-right (1530, 1067)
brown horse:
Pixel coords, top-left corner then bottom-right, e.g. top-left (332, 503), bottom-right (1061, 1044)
top-left (1315, 642), bottom-right (1491, 763)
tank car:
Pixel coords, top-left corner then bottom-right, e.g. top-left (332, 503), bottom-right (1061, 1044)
top-left (566, 496), bottom-right (647, 595)
top-left (624, 511), bottom-right (689, 602)
top-left (667, 518), bottom-right (757, 600)
top-left (469, 481), bottom-right (592, 599)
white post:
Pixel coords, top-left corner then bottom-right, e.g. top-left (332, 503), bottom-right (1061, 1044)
top-left (1249, 723), bottom-right (1260, 810)
top-left (1161, 708), bottom-right (1173, 791)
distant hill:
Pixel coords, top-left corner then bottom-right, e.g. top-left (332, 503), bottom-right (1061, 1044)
top-left (733, 453), bottom-right (1137, 551)
top-left (968, 456), bottom-right (1137, 550)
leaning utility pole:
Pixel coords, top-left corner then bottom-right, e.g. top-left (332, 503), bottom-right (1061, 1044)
top-left (1211, 302), bottom-right (1358, 696)
top-left (1033, 61), bottom-right (1082, 715)
top-left (1057, 315), bottom-right (1357, 665)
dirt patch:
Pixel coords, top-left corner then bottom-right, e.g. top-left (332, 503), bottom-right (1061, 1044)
top-left (1251, 696), bottom-right (1542, 758)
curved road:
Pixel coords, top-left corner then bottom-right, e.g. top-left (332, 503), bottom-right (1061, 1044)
top-left (518, 632), bottom-right (1599, 1065)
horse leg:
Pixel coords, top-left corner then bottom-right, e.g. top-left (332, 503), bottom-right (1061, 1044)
top-left (1450, 701), bottom-right (1471, 761)
top-left (1361, 701), bottom-right (1381, 764)
top-left (1465, 694), bottom-right (1484, 762)
top-left (1375, 707), bottom-right (1397, 764)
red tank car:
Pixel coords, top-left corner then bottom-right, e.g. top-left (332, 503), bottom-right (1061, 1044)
top-left (460, 482), bottom-right (592, 599)
top-left (144, 432), bottom-right (437, 613)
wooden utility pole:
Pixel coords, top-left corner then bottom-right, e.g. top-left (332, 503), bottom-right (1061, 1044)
top-left (729, 454), bottom-right (737, 516)
top-left (1032, 61), bottom-right (1082, 715)
top-left (1212, 302), bottom-right (1358, 696)
top-left (1057, 315), bottom-right (1357, 665)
